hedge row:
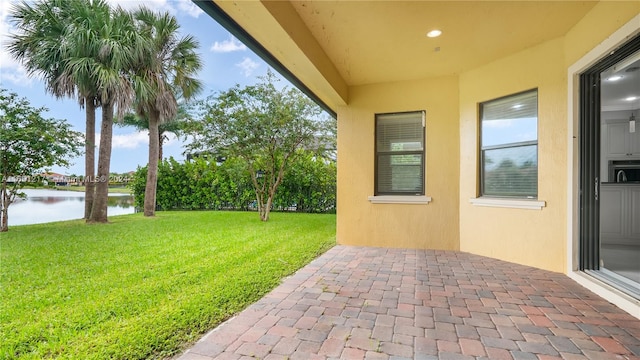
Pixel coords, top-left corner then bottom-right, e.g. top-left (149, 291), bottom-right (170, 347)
top-left (131, 153), bottom-right (336, 213)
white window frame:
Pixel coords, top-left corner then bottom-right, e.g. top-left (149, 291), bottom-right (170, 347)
top-left (479, 89), bottom-right (539, 199)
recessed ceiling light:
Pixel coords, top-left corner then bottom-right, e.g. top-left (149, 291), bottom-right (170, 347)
top-left (512, 104), bottom-right (523, 109)
top-left (607, 75), bottom-right (623, 81)
top-left (426, 30), bottom-right (442, 38)
top-left (625, 96), bottom-right (638, 101)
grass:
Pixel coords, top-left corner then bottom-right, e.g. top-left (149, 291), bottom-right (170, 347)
top-left (0, 211), bottom-right (336, 359)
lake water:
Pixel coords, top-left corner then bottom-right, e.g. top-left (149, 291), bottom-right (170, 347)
top-left (8, 189), bottom-right (135, 226)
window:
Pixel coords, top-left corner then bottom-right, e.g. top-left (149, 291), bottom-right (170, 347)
top-left (480, 90), bottom-right (538, 198)
top-left (375, 111), bottom-right (425, 195)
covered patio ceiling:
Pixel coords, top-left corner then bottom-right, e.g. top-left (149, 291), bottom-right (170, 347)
top-left (198, 1), bottom-right (598, 113)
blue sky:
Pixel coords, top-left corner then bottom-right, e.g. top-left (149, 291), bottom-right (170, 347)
top-left (0, 0), bottom-right (282, 175)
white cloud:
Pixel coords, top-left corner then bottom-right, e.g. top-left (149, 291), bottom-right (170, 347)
top-left (106, 0), bottom-right (202, 18)
top-left (95, 131), bottom-right (148, 150)
top-left (176, 0), bottom-right (203, 18)
top-left (0, 1), bottom-right (33, 86)
top-left (210, 37), bottom-right (247, 53)
top-left (95, 131), bottom-right (179, 150)
top-left (113, 131), bottom-right (149, 149)
top-left (236, 57), bottom-right (260, 77)
top-left (106, 0), bottom-right (172, 13)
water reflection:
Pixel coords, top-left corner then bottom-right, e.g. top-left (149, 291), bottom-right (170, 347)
top-left (9, 189), bottom-right (135, 226)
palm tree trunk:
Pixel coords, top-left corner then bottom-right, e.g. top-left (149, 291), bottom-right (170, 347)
top-left (158, 131), bottom-right (164, 162)
top-left (84, 100), bottom-right (96, 220)
top-left (144, 110), bottom-right (160, 216)
top-left (89, 102), bottom-right (114, 223)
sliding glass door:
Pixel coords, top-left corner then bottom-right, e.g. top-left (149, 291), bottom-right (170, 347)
top-left (579, 34), bottom-right (640, 298)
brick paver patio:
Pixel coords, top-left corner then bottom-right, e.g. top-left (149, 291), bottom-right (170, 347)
top-left (177, 245), bottom-right (640, 360)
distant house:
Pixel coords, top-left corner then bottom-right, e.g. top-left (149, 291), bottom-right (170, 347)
top-left (41, 172), bottom-right (68, 186)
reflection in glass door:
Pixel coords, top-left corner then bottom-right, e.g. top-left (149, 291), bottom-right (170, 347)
top-left (599, 51), bottom-right (640, 295)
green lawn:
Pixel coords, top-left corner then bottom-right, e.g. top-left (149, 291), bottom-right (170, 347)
top-left (0, 211), bottom-right (336, 359)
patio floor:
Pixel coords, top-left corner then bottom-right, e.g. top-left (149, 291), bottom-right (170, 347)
top-left (176, 245), bottom-right (640, 360)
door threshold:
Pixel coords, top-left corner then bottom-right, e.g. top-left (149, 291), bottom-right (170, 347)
top-left (585, 268), bottom-right (640, 300)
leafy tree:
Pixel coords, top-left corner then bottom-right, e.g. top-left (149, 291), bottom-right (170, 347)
top-left (130, 8), bottom-right (203, 217)
top-left (484, 158), bottom-right (538, 196)
top-left (188, 71), bottom-right (332, 221)
top-left (0, 89), bottom-right (83, 232)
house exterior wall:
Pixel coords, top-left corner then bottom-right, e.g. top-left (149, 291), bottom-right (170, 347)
top-left (336, 76), bottom-right (460, 250)
top-left (458, 38), bottom-right (567, 273)
top-left (458, 2), bottom-right (639, 274)
top-left (336, 1), bottom-right (639, 274)
top-left (563, 1), bottom-right (640, 67)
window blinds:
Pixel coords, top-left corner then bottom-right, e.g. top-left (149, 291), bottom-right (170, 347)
top-left (375, 111), bottom-right (425, 195)
top-left (481, 91), bottom-right (537, 121)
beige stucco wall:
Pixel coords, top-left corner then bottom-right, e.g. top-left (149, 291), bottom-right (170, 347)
top-left (336, 76), bottom-right (460, 250)
top-left (458, 38), bottom-right (568, 273)
top-left (564, 1), bottom-right (640, 66)
top-left (458, 2), bottom-right (639, 273)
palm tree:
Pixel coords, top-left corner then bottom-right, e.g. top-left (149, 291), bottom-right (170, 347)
top-left (72, 7), bottom-right (146, 223)
top-left (7, 0), bottom-right (146, 223)
top-left (7, 0), bottom-right (101, 220)
top-left (85, 7), bottom-right (148, 223)
top-left (131, 8), bottom-right (202, 217)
